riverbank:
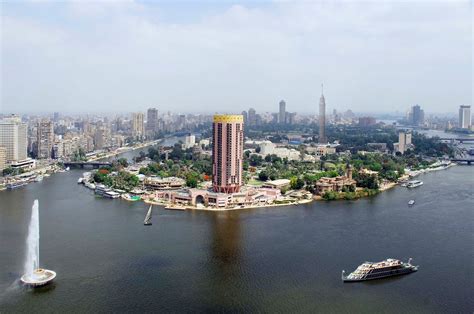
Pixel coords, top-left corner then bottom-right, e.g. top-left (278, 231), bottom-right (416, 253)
top-left (156, 198), bottom-right (314, 211)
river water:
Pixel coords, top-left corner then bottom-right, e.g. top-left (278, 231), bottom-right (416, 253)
top-left (0, 154), bottom-right (473, 312)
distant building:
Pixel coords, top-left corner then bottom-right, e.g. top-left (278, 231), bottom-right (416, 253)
top-left (94, 128), bottom-right (105, 150)
top-left (358, 116), bottom-right (377, 127)
top-left (319, 84), bottom-right (326, 143)
top-left (132, 112), bottom-right (145, 140)
top-left (279, 100), bottom-right (286, 124)
top-left (183, 133), bottom-right (196, 149)
top-left (212, 114), bottom-right (244, 193)
top-left (241, 110), bottom-right (248, 125)
top-left (248, 108), bottom-right (257, 126)
top-left (37, 119), bottom-right (54, 159)
top-left (459, 105), bottom-right (471, 129)
top-left (146, 108), bottom-right (159, 134)
top-left (0, 116), bottom-right (28, 163)
top-left (394, 130), bottom-right (412, 154)
top-left (408, 105), bottom-right (425, 126)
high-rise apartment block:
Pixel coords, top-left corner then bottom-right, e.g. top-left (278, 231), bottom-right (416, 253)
top-left (212, 114), bottom-right (244, 193)
top-left (132, 113), bottom-right (145, 139)
top-left (0, 116), bottom-right (28, 163)
top-left (459, 105), bottom-right (471, 129)
top-left (146, 108), bottom-right (159, 134)
top-left (37, 119), bottom-right (54, 159)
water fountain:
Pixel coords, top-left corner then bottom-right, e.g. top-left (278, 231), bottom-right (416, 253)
top-left (20, 200), bottom-right (56, 287)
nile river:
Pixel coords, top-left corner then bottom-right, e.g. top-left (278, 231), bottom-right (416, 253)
top-left (0, 159), bottom-right (472, 312)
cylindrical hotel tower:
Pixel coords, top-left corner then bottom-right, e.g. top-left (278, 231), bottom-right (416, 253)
top-left (212, 114), bottom-right (244, 193)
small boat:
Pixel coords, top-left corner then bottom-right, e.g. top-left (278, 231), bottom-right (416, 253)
top-left (342, 258), bottom-right (418, 282)
top-left (408, 200), bottom-right (415, 206)
top-left (35, 175), bottom-right (44, 182)
top-left (144, 205), bottom-right (153, 225)
top-left (77, 178), bottom-right (84, 184)
top-left (6, 181), bottom-right (26, 189)
top-left (65, 167), bottom-right (70, 171)
top-left (406, 180), bottom-right (423, 188)
top-left (121, 193), bottom-right (141, 201)
top-left (104, 191), bottom-right (120, 199)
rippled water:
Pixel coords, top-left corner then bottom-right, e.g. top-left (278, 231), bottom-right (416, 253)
top-left (0, 166), bottom-right (472, 313)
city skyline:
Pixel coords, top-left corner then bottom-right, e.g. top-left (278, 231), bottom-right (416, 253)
top-left (1, 1), bottom-right (471, 114)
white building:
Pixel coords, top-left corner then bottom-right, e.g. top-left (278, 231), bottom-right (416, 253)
top-left (0, 117), bottom-right (28, 163)
top-left (394, 131), bottom-right (412, 154)
top-left (459, 105), bottom-right (471, 129)
top-left (183, 134), bottom-right (196, 149)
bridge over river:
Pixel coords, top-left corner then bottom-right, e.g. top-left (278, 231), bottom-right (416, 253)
top-left (63, 161), bottom-right (112, 169)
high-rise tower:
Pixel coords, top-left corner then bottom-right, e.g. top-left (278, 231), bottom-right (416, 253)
top-left (279, 100), bottom-right (286, 124)
top-left (132, 112), bottom-right (145, 140)
top-left (459, 105), bottom-right (471, 129)
top-left (212, 114), bottom-right (244, 193)
top-left (318, 84), bottom-right (326, 143)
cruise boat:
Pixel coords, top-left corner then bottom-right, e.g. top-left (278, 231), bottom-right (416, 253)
top-left (342, 258), bottom-right (418, 282)
top-left (406, 180), bottom-right (423, 188)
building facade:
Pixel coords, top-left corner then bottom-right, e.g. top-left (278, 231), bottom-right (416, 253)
top-left (0, 117), bottom-right (28, 163)
top-left (212, 114), bottom-right (244, 193)
top-left (459, 105), bottom-right (471, 129)
top-left (0, 146), bottom-right (6, 171)
top-left (37, 119), bottom-right (54, 159)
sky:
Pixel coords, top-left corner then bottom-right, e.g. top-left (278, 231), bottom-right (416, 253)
top-left (0, 0), bottom-right (472, 114)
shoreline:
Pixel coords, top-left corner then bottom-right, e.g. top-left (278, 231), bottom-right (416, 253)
top-left (79, 161), bottom-right (458, 209)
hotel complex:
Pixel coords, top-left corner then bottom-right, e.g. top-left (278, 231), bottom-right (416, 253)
top-left (212, 114), bottom-right (244, 193)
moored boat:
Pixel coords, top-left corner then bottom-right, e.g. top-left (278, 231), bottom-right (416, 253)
top-left (406, 180), bottom-right (423, 188)
top-left (104, 191), bottom-right (120, 199)
top-left (342, 258), bottom-right (418, 282)
top-left (7, 181), bottom-right (27, 189)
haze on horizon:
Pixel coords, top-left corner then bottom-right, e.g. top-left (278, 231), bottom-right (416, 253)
top-left (0, 0), bottom-right (472, 114)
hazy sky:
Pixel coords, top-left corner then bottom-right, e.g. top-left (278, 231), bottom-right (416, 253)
top-left (1, 0), bottom-right (472, 114)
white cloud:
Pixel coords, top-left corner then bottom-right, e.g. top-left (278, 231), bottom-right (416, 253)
top-left (0, 0), bottom-right (471, 113)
